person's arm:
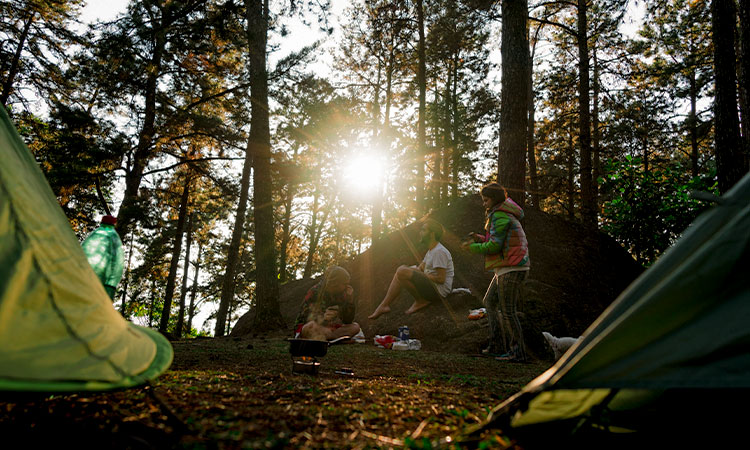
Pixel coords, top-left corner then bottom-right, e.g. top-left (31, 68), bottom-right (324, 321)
top-left (426, 267), bottom-right (446, 284)
top-left (469, 212), bottom-right (509, 255)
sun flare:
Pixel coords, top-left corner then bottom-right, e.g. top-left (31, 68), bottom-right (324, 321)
top-left (343, 155), bottom-right (384, 196)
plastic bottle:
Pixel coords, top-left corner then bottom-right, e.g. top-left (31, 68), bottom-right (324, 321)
top-left (81, 215), bottom-right (125, 300)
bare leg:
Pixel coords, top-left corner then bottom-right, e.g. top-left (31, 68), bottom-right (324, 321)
top-left (301, 321), bottom-right (361, 341)
top-left (369, 265), bottom-right (414, 319)
top-left (328, 322), bottom-right (360, 340)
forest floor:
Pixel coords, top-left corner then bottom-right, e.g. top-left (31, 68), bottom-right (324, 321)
top-left (1, 335), bottom-right (549, 449)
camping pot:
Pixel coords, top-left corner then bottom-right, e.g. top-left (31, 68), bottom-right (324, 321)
top-left (287, 335), bottom-right (350, 357)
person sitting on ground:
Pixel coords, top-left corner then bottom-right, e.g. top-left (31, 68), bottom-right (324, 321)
top-left (294, 265), bottom-right (361, 341)
top-left (368, 218), bottom-right (454, 319)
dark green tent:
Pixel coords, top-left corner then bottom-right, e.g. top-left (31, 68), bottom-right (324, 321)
top-left (0, 106), bottom-right (172, 392)
top-left (476, 171), bottom-right (750, 446)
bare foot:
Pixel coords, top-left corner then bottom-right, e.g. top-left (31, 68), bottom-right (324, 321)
top-left (368, 305), bottom-right (391, 320)
top-left (405, 302), bottom-right (429, 314)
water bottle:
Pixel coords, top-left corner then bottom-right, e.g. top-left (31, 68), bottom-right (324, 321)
top-left (81, 215), bottom-right (125, 300)
top-left (398, 325), bottom-right (410, 341)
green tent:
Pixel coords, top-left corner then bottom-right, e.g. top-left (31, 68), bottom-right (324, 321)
top-left (479, 171), bottom-right (750, 445)
top-left (0, 106), bottom-right (172, 392)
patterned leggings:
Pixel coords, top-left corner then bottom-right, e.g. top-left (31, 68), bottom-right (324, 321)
top-left (482, 270), bottom-right (528, 359)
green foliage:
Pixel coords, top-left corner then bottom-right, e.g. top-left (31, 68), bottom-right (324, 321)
top-left (600, 156), bottom-right (718, 266)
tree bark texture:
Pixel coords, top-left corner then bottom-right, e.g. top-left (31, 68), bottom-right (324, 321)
top-left (711, 0), bottom-right (745, 193)
top-left (498, 0), bottom-right (529, 207)
top-left (116, 8), bottom-right (168, 241)
top-left (416, 0), bottom-right (427, 213)
top-left (176, 213), bottom-right (193, 337)
top-left (0, 11), bottom-right (34, 105)
top-left (576, 0), bottom-right (595, 226)
top-left (187, 240), bottom-right (202, 334)
top-left (738, 0), bottom-right (750, 166)
top-left (246, 0), bottom-right (283, 333)
top-left (159, 176), bottom-right (191, 334)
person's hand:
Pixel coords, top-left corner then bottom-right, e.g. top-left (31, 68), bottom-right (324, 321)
top-left (461, 241), bottom-right (472, 251)
top-left (323, 306), bottom-right (339, 322)
top-left (417, 262), bottom-right (426, 272)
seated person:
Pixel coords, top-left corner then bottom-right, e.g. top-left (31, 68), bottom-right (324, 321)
top-left (294, 265), bottom-right (361, 341)
top-left (368, 218), bottom-right (454, 319)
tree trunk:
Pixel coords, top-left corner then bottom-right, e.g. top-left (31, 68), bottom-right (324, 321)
top-left (576, 0), bottom-right (595, 226)
top-left (149, 278), bottom-right (157, 328)
top-left (451, 56), bottom-right (460, 200)
top-left (372, 63), bottom-right (384, 241)
top-left (0, 11), bottom-right (34, 105)
top-left (738, 0), bottom-right (750, 166)
top-left (116, 10), bottom-right (168, 241)
top-left (711, 0), bottom-right (745, 193)
top-left (159, 176), bottom-right (191, 334)
top-left (567, 126), bottom-right (575, 219)
top-left (120, 232), bottom-right (135, 316)
top-left (278, 187), bottom-right (294, 282)
top-left (440, 70), bottom-right (451, 207)
top-left (303, 192), bottom-right (320, 279)
top-left (416, 0), bottom-right (427, 213)
top-left (187, 240), bottom-right (202, 335)
top-left (689, 68), bottom-right (699, 177)
top-left (592, 48), bottom-right (601, 217)
top-left (247, 0), bottom-right (283, 333)
top-left (498, 0), bottom-right (529, 207)
top-left (528, 24), bottom-right (541, 208)
top-left (176, 213), bottom-right (193, 338)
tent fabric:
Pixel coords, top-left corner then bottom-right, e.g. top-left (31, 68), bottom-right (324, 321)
top-left (0, 106), bottom-right (172, 391)
top-left (486, 171), bottom-right (750, 434)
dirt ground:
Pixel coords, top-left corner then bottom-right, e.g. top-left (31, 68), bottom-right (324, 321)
top-left (0, 335), bottom-right (549, 449)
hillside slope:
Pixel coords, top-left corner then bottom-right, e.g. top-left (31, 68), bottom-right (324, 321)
top-left (232, 195), bottom-right (642, 358)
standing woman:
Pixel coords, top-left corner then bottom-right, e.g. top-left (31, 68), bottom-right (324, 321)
top-left (463, 182), bottom-right (530, 361)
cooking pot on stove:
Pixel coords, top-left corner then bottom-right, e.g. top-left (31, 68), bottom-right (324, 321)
top-left (287, 335), bottom-right (350, 357)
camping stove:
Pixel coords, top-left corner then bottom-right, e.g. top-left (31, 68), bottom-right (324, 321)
top-left (292, 356), bottom-right (321, 375)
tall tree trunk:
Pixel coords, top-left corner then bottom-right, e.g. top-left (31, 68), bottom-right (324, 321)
top-left (159, 176), bottom-right (191, 334)
top-left (711, 0), bottom-right (745, 193)
top-left (689, 68), bottom-right (699, 177)
top-left (576, 0), bottom-right (595, 226)
top-left (440, 70), bottom-right (451, 206)
top-left (528, 24), bottom-right (542, 208)
top-left (278, 188), bottom-right (294, 282)
top-left (120, 232), bottom-right (135, 315)
top-left (592, 48), bottom-right (601, 217)
top-left (738, 0), bottom-right (750, 166)
top-left (116, 10), bottom-right (168, 241)
top-left (246, 0), bottom-right (283, 333)
top-left (176, 213), bottom-right (193, 338)
top-left (451, 56), bottom-right (460, 200)
top-left (498, 0), bottom-right (529, 207)
top-left (415, 0), bottom-right (427, 213)
top-left (432, 94), bottom-right (441, 209)
top-left (302, 192), bottom-right (320, 279)
top-left (567, 125), bottom-right (575, 219)
top-left (187, 240), bottom-right (202, 335)
top-left (1, 11), bottom-right (34, 106)
top-left (149, 278), bottom-right (157, 328)
top-left (372, 63), bottom-right (384, 242)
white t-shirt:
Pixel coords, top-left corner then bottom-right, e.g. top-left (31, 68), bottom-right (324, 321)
top-left (423, 242), bottom-right (454, 297)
